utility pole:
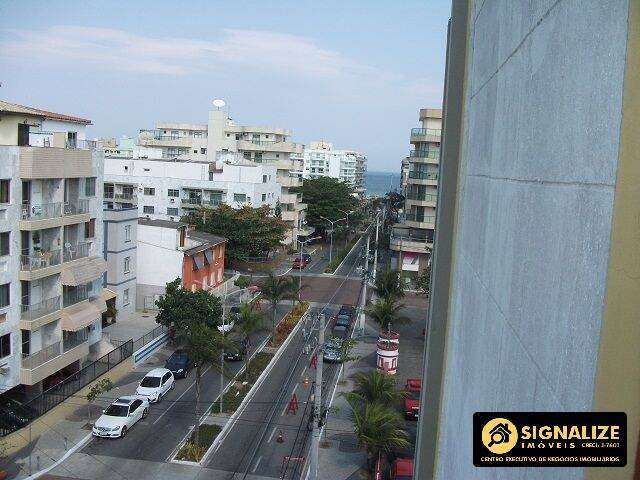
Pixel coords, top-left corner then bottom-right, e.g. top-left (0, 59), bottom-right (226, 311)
top-left (319, 216), bottom-right (346, 266)
top-left (372, 211), bottom-right (380, 284)
top-left (358, 234), bottom-right (370, 334)
top-left (220, 280), bottom-right (227, 414)
top-left (309, 312), bottom-right (325, 480)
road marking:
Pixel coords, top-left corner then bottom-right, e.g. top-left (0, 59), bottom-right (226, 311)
top-left (281, 382), bottom-right (300, 416)
top-left (23, 433), bottom-right (92, 480)
top-left (252, 455), bottom-right (263, 472)
top-left (267, 426), bottom-right (278, 443)
top-left (153, 365), bottom-right (211, 425)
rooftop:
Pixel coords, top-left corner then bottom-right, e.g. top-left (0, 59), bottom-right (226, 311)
top-left (138, 218), bottom-right (187, 229)
top-left (0, 100), bottom-right (92, 125)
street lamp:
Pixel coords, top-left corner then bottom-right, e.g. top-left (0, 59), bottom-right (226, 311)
top-left (319, 216), bottom-right (346, 265)
top-left (297, 236), bottom-right (321, 299)
top-left (338, 209), bottom-right (354, 247)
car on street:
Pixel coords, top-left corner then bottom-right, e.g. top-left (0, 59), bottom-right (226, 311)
top-left (293, 256), bottom-right (308, 269)
top-left (92, 396), bottom-right (149, 438)
top-left (337, 305), bottom-right (356, 321)
top-left (301, 253), bottom-right (312, 263)
top-left (390, 458), bottom-right (414, 480)
top-left (403, 378), bottom-right (421, 420)
top-left (135, 368), bottom-right (175, 403)
top-left (164, 349), bottom-right (191, 378)
top-left (322, 337), bottom-right (344, 363)
top-left (224, 336), bottom-right (248, 361)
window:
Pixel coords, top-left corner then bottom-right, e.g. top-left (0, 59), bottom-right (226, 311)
top-left (262, 175), bottom-right (267, 183)
top-left (123, 288), bottom-right (130, 305)
top-left (167, 189), bottom-right (179, 197)
top-left (143, 206), bottom-right (154, 214)
top-left (200, 148), bottom-right (206, 154)
top-left (124, 225), bottom-right (131, 243)
top-left (0, 283), bottom-right (9, 308)
top-left (234, 193), bottom-right (246, 203)
top-left (0, 333), bottom-right (10, 359)
top-left (167, 207), bottom-right (179, 216)
top-left (162, 372), bottom-right (172, 384)
top-left (84, 218), bottom-right (96, 238)
top-left (0, 179), bottom-right (9, 204)
top-left (262, 194), bottom-right (266, 202)
top-left (144, 187), bottom-right (155, 196)
top-left (124, 257), bottom-right (131, 274)
top-left (193, 150), bottom-right (198, 154)
top-left (85, 177), bottom-right (96, 197)
top-left (0, 232), bottom-right (8, 256)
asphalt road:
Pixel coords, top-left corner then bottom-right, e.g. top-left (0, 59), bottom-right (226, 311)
top-left (80, 305), bottom-right (292, 463)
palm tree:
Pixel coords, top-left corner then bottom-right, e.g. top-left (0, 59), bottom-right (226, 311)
top-left (348, 399), bottom-right (410, 470)
top-left (364, 297), bottom-right (408, 332)
top-left (236, 302), bottom-right (264, 367)
top-left (260, 272), bottom-right (298, 334)
top-left (374, 268), bottom-right (404, 301)
top-left (343, 371), bottom-right (404, 407)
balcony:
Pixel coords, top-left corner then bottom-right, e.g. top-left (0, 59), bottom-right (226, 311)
top-left (280, 193), bottom-right (302, 205)
top-left (138, 130), bottom-right (193, 148)
top-left (404, 213), bottom-right (436, 229)
top-left (181, 197), bottom-right (222, 208)
top-left (19, 145), bottom-right (93, 179)
top-left (19, 242), bottom-right (91, 281)
top-left (408, 171), bottom-right (439, 185)
top-left (237, 139), bottom-right (303, 154)
top-left (114, 192), bottom-right (137, 202)
top-left (409, 149), bottom-right (440, 162)
top-left (406, 192), bottom-right (438, 206)
top-left (279, 175), bottom-right (303, 188)
top-left (63, 241), bottom-right (91, 263)
top-left (410, 128), bottom-right (441, 144)
top-left (281, 210), bottom-right (298, 222)
top-left (390, 229), bottom-right (432, 254)
top-left (20, 337), bottom-right (89, 385)
top-left (63, 284), bottom-right (90, 308)
top-left (20, 249), bottom-right (62, 272)
top-left (20, 199), bottom-right (91, 230)
top-left (20, 296), bottom-right (62, 330)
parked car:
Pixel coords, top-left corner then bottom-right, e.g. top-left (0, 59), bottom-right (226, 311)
top-left (322, 338), bottom-right (344, 363)
top-left (224, 336), bottom-right (248, 361)
top-left (301, 253), bottom-right (312, 263)
top-left (293, 257), bottom-right (308, 269)
top-left (164, 349), bottom-right (191, 378)
top-left (135, 368), bottom-right (175, 403)
top-left (390, 458), bottom-right (414, 480)
top-left (403, 378), bottom-right (421, 420)
top-left (338, 305), bottom-right (356, 318)
top-left (92, 396), bottom-right (149, 438)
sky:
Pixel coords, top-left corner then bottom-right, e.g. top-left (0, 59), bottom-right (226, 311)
top-left (0, 0), bottom-right (450, 173)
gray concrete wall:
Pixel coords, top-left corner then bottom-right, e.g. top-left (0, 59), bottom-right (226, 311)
top-left (434, 1), bottom-right (630, 479)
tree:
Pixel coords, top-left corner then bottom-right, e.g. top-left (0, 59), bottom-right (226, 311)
top-left (294, 177), bottom-right (359, 234)
top-left (86, 378), bottom-right (115, 424)
top-left (260, 273), bottom-right (298, 334)
top-left (348, 399), bottom-right (410, 470)
top-left (343, 371), bottom-right (405, 407)
top-left (236, 302), bottom-right (264, 367)
top-left (385, 191), bottom-right (405, 214)
top-left (183, 204), bottom-right (288, 262)
top-left (374, 268), bottom-right (404, 301)
top-left (365, 297), bottom-right (408, 332)
top-left (415, 264), bottom-right (432, 298)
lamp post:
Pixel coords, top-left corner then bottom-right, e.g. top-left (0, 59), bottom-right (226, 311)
top-left (338, 209), bottom-right (353, 247)
top-left (297, 236), bottom-right (321, 299)
top-left (319, 216), bottom-right (346, 265)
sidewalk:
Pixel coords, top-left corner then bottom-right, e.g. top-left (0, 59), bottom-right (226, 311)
top-left (103, 310), bottom-right (159, 343)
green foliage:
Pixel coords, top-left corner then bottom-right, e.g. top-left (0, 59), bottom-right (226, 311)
top-left (374, 268), bottom-right (404, 301)
top-left (234, 275), bottom-right (251, 289)
top-left (325, 237), bottom-right (358, 273)
top-left (365, 297), bottom-right (408, 332)
top-left (155, 278), bottom-right (223, 330)
top-left (294, 177), bottom-right (358, 233)
top-left (236, 302), bottom-right (264, 340)
top-left (86, 378), bottom-right (114, 403)
top-left (183, 204), bottom-right (288, 261)
top-left (260, 273), bottom-right (299, 332)
top-left (176, 424), bottom-right (222, 461)
top-left (348, 399), bottom-right (410, 458)
top-left (415, 265), bottom-right (432, 297)
top-left (385, 191), bottom-right (405, 213)
top-left (343, 371), bottom-right (405, 407)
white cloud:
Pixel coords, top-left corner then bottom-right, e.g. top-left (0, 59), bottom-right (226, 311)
top-left (0, 25), bottom-right (374, 78)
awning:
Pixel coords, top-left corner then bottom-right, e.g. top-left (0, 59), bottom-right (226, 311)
top-left (193, 254), bottom-right (204, 270)
top-left (61, 257), bottom-right (107, 286)
top-left (204, 249), bottom-right (213, 265)
top-left (61, 296), bottom-right (106, 331)
top-left (401, 252), bottom-right (420, 272)
top-left (102, 288), bottom-right (117, 301)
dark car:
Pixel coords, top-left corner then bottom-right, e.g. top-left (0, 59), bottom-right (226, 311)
top-left (338, 305), bottom-right (356, 319)
top-left (164, 349), bottom-right (191, 378)
top-left (301, 253), bottom-right (312, 263)
top-left (293, 257), bottom-right (308, 269)
top-left (224, 337), bottom-right (248, 361)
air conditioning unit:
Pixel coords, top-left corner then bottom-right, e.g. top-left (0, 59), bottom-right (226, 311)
top-left (170, 198), bottom-right (175, 203)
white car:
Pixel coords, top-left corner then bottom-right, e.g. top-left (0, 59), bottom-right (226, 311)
top-left (92, 396), bottom-right (149, 438)
top-left (136, 368), bottom-right (175, 403)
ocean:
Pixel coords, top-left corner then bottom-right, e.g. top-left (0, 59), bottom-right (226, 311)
top-left (364, 171), bottom-right (401, 197)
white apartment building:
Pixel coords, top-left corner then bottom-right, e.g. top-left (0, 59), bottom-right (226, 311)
top-left (0, 101), bottom-right (106, 398)
top-left (137, 104), bottom-right (311, 246)
top-left (103, 207), bottom-right (137, 317)
top-left (390, 108), bottom-right (442, 274)
top-left (103, 154), bottom-right (281, 222)
top-left (303, 141), bottom-right (367, 193)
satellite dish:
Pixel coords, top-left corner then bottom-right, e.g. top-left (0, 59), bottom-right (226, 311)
top-left (212, 99), bottom-right (226, 109)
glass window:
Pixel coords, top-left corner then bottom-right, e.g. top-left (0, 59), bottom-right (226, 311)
top-left (85, 177), bottom-right (96, 197)
top-left (144, 187), bottom-right (155, 196)
top-left (140, 376), bottom-right (161, 387)
top-left (0, 180), bottom-right (9, 203)
top-left (124, 225), bottom-right (131, 242)
top-left (167, 207), bottom-right (179, 216)
top-left (84, 218), bottom-right (96, 238)
top-left (0, 283), bottom-right (10, 308)
top-left (143, 206), bottom-right (154, 214)
top-left (123, 288), bottom-right (130, 305)
top-left (124, 257), bottom-right (131, 274)
top-left (168, 189), bottom-right (179, 197)
top-left (0, 232), bottom-right (9, 256)
top-left (234, 193), bottom-right (246, 203)
top-left (262, 175), bottom-right (267, 183)
top-left (262, 194), bottom-right (266, 202)
top-left (200, 148), bottom-right (206, 154)
top-left (104, 404), bottom-right (128, 417)
top-left (0, 333), bottom-right (9, 358)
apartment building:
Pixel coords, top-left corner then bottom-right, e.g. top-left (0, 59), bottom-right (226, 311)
top-left (103, 153), bottom-right (281, 222)
top-left (302, 141), bottom-right (367, 192)
top-left (389, 108), bottom-right (442, 274)
top-left (103, 207), bottom-right (137, 317)
top-left (136, 219), bottom-right (226, 310)
top-left (0, 101), bottom-right (106, 398)
top-left (137, 105), bottom-right (310, 246)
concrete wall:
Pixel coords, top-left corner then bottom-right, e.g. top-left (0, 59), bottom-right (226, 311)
top-left (432, 1), bottom-right (632, 479)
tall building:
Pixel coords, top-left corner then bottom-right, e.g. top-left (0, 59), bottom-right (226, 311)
top-left (390, 109), bottom-right (442, 274)
top-left (302, 141), bottom-right (367, 193)
top-left (0, 101), bottom-right (106, 398)
top-left (417, 1), bottom-right (640, 479)
top-left (103, 154), bottom-right (281, 222)
top-left (137, 104), bottom-right (310, 246)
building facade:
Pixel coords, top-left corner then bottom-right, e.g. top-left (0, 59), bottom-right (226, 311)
top-left (390, 108), bottom-right (442, 274)
top-left (103, 154), bottom-right (281, 222)
top-left (102, 207), bottom-right (137, 317)
top-left (0, 101), bottom-right (106, 398)
top-left (302, 141), bottom-right (367, 193)
top-left (136, 219), bottom-right (226, 310)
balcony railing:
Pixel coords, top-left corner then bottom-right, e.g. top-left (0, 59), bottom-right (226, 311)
top-left (21, 296), bottom-right (62, 321)
top-left (22, 341), bottom-right (62, 369)
top-left (63, 330), bottom-right (89, 351)
top-left (405, 214), bottom-right (436, 224)
top-left (63, 285), bottom-right (90, 308)
top-left (64, 199), bottom-right (89, 215)
top-left (408, 171), bottom-right (439, 180)
top-left (63, 242), bottom-right (91, 263)
top-left (181, 197), bottom-right (222, 207)
top-left (114, 192), bottom-right (136, 201)
top-left (27, 132), bottom-right (96, 150)
top-left (411, 128), bottom-right (442, 137)
top-left (20, 249), bottom-right (62, 271)
top-left (410, 149), bottom-right (440, 159)
top-left (21, 202), bottom-right (63, 221)
top-left (406, 193), bottom-right (438, 202)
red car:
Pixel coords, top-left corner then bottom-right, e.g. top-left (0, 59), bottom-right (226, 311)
top-left (292, 257), bottom-right (308, 269)
top-left (391, 458), bottom-right (414, 480)
top-left (404, 378), bottom-right (421, 420)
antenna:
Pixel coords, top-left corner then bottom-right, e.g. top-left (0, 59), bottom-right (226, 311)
top-left (212, 99), bottom-right (226, 110)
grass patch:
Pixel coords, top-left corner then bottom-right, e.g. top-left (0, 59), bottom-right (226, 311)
top-left (176, 424), bottom-right (222, 462)
top-left (268, 302), bottom-right (309, 347)
top-left (325, 237), bottom-right (359, 273)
